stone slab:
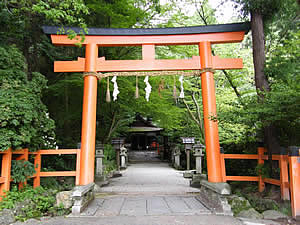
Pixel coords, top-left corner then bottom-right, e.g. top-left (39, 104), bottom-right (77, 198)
top-left (72, 183), bottom-right (95, 215)
top-left (182, 197), bottom-right (210, 214)
top-left (200, 179), bottom-right (231, 195)
top-left (238, 217), bottom-right (281, 225)
top-left (95, 197), bottom-right (125, 216)
top-left (120, 198), bottom-right (147, 216)
top-left (79, 199), bottom-right (104, 216)
top-left (262, 210), bottom-right (288, 220)
top-left (72, 183), bottom-right (95, 197)
top-left (236, 208), bottom-right (263, 220)
top-left (164, 196), bottom-right (191, 213)
top-left (183, 170), bottom-right (196, 179)
top-left (190, 174), bottom-right (207, 188)
top-left (0, 209), bottom-right (15, 225)
top-left (196, 184), bottom-right (232, 216)
top-left (147, 196), bottom-right (171, 215)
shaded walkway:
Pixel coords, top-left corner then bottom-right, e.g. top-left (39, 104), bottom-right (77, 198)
top-left (88, 162), bottom-right (209, 217)
top-left (100, 162), bottom-right (200, 195)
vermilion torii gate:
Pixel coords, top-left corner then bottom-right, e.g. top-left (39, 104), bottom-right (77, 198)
top-left (43, 22), bottom-right (250, 186)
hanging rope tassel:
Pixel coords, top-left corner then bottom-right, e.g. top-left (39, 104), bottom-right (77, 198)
top-left (179, 75), bottom-right (184, 98)
top-left (106, 77), bottom-right (111, 102)
top-left (158, 79), bottom-right (164, 98)
top-left (173, 76), bottom-right (177, 100)
top-left (135, 76), bottom-right (139, 99)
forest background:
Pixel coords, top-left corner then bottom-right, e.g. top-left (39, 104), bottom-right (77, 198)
top-left (0, 0), bottom-right (299, 160)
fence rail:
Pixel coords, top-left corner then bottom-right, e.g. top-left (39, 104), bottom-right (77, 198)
top-left (0, 148), bottom-right (80, 198)
top-left (220, 147), bottom-right (290, 200)
top-left (220, 146), bottom-right (300, 219)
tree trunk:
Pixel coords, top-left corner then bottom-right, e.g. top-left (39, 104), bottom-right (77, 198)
top-left (251, 10), bottom-right (281, 175)
top-left (251, 10), bottom-right (270, 96)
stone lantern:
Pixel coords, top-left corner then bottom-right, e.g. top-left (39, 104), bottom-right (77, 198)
top-left (95, 143), bottom-right (104, 176)
top-left (181, 137), bottom-right (195, 170)
top-left (193, 142), bottom-right (205, 174)
top-left (120, 145), bottom-right (128, 169)
top-left (173, 146), bottom-right (181, 169)
top-left (111, 138), bottom-right (125, 171)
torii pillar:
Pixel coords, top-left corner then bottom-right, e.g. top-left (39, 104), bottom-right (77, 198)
top-left (80, 43), bottom-right (98, 185)
top-left (199, 42), bottom-right (222, 182)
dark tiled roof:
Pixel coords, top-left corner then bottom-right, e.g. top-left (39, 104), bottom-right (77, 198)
top-left (42, 22), bottom-right (250, 36)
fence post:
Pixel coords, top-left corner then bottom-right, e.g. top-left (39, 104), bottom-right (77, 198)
top-left (279, 147), bottom-right (290, 200)
top-left (0, 148), bottom-right (12, 198)
top-left (16, 149), bottom-right (29, 189)
top-left (33, 151), bottom-right (41, 188)
top-left (258, 147), bottom-right (265, 192)
top-left (220, 147), bottom-right (226, 182)
top-left (75, 149), bottom-right (81, 186)
top-left (288, 146), bottom-right (300, 220)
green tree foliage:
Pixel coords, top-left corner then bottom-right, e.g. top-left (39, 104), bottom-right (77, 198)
top-left (43, 74), bottom-right (83, 148)
top-left (220, 0), bottom-right (300, 155)
top-left (85, 0), bottom-right (161, 28)
top-left (0, 0), bottom-right (89, 76)
top-left (11, 160), bottom-right (36, 183)
top-left (258, 30), bottom-right (300, 145)
top-left (0, 46), bottom-right (55, 151)
top-left (1, 0), bottom-right (298, 153)
top-left (218, 29), bottom-right (300, 148)
top-left (232, 0), bottom-right (284, 21)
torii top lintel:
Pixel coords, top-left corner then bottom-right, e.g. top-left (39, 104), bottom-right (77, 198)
top-left (42, 22), bottom-right (250, 73)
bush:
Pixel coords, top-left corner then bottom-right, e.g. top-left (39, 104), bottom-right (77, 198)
top-left (103, 144), bottom-right (116, 174)
top-left (0, 186), bottom-right (69, 221)
top-left (11, 160), bottom-right (36, 183)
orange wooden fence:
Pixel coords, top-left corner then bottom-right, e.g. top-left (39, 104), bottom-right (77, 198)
top-left (220, 147), bottom-right (289, 199)
top-left (220, 146), bottom-right (300, 219)
top-left (1, 146), bottom-right (299, 218)
top-left (0, 148), bottom-right (80, 198)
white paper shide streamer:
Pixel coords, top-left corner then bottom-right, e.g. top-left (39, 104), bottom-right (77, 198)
top-left (144, 76), bottom-right (152, 102)
top-left (179, 75), bottom-right (184, 98)
top-left (111, 76), bottom-right (119, 101)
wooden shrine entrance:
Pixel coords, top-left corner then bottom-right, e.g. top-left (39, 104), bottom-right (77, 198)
top-left (43, 22), bottom-right (250, 186)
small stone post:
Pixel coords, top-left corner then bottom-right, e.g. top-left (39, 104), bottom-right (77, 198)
top-left (193, 142), bottom-right (205, 174)
top-left (181, 137), bottom-right (195, 171)
top-left (116, 149), bottom-right (120, 171)
top-left (174, 146), bottom-right (181, 169)
top-left (186, 149), bottom-right (191, 171)
top-left (125, 143), bottom-right (131, 164)
top-left (171, 145), bottom-right (175, 165)
top-left (120, 145), bottom-right (127, 169)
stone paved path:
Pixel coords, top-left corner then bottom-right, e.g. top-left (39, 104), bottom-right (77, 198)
top-left (12, 156), bottom-right (283, 225)
top-left (99, 162), bottom-right (201, 195)
top-left (81, 194), bottom-right (210, 217)
top-left (79, 162), bottom-right (208, 217)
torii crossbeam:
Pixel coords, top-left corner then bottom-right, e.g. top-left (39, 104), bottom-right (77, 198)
top-left (43, 22), bottom-right (250, 186)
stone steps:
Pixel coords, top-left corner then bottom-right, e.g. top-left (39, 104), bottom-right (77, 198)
top-left (128, 150), bottom-right (161, 162)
